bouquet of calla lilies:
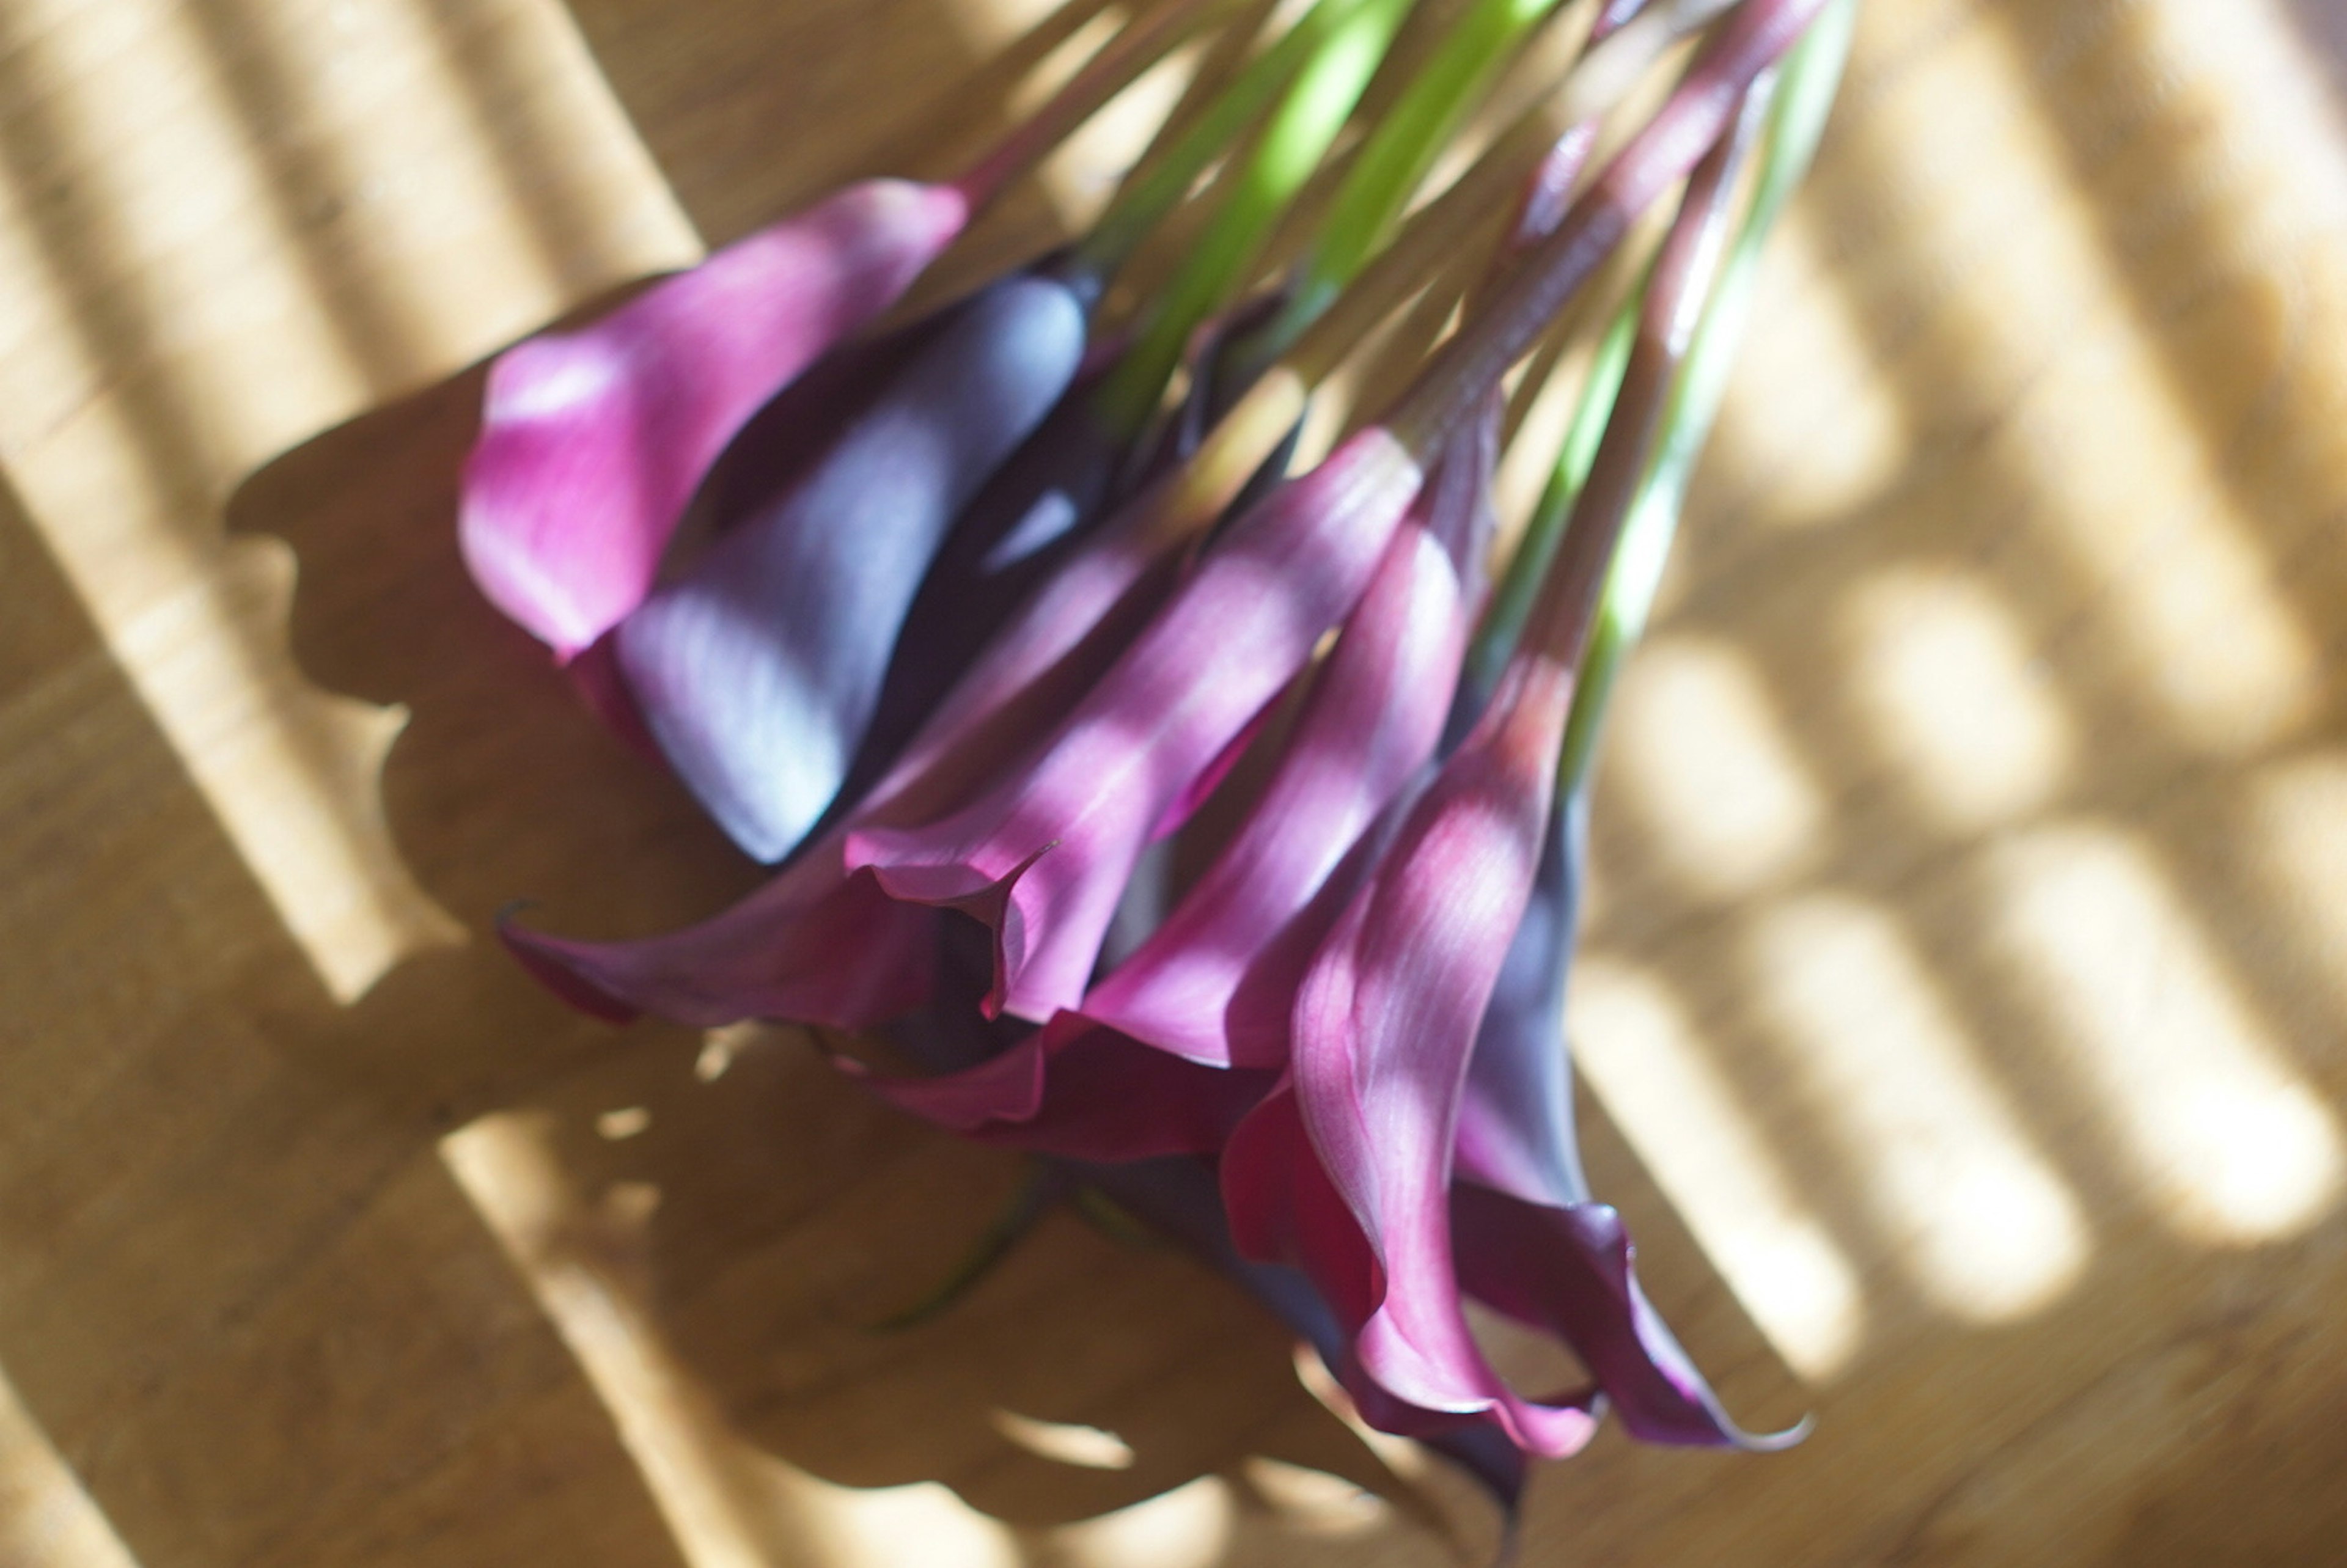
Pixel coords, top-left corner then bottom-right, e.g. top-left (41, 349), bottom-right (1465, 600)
top-left (466, 0), bottom-right (1854, 1520)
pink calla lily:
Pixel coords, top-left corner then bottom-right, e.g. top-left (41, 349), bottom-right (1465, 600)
top-left (1449, 789), bottom-right (1802, 1449)
top-left (1268, 651), bottom-right (1606, 1456)
top-left (1082, 408), bottom-right (1497, 1066)
top-left (848, 425), bottom-right (1427, 1024)
top-left (497, 452), bottom-right (1200, 1028)
top-left (461, 178), bottom-right (970, 659)
top-left (843, 1014), bottom-right (1277, 1163)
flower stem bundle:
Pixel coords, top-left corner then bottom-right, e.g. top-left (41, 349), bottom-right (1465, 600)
top-left (463, 0), bottom-right (1858, 1515)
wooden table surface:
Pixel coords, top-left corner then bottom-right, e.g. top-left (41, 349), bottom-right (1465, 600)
top-left (4, 1), bottom-right (2346, 1564)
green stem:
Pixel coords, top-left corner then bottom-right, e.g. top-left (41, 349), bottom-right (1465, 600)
top-left (1269, 0), bottom-right (1567, 353)
top-left (1078, 0), bottom-right (1350, 277)
top-left (1555, 0), bottom-right (1855, 793)
top-left (1092, 0), bottom-right (1417, 439)
top-left (1466, 293), bottom-right (1639, 700)
top-left (955, 0), bottom-right (1245, 211)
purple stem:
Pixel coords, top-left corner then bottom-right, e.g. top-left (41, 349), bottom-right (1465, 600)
top-left (1384, 0), bottom-right (1826, 457)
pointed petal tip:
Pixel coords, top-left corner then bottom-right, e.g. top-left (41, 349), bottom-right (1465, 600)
top-left (1728, 1407), bottom-right (1815, 1454)
top-left (854, 840), bottom-right (1065, 1024)
top-left (855, 851), bottom-right (1004, 908)
top-left (496, 907), bottom-right (641, 1025)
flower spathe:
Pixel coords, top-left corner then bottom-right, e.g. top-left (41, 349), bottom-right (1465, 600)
top-left (843, 415), bottom-right (1496, 1152)
top-left (461, 178), bottom-right (970, 659)
top-left (1449, 789), bottom-right (1801, 1449)
top-left (1081, 411), bottom-right (1496, 1068)
top-left (848, 424), bottom-right (1427, 1024)
top-left (496, 455), bottom-right (1201, 1031)
top-left (1255, 649), bottom-right (1604, 1454)
top-left (615, 271), bottom-right (1091, 862)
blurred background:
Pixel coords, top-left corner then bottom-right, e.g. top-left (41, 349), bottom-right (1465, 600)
top-left (2, 0), bottom-right (2345, 1563)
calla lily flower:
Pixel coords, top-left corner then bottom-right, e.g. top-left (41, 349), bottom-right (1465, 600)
top-left (1082, 406), bottom-right (1496, 1068)
top-left (696, 417), bottom-right (1491, 1154)
top-left (839, 0), bottom-right (1812, 1025)
top-left (487, 0), bottom-right (1846, 1493)
top-left (461, 178), bottom-right (971, 658)
top-left (1227, 647), bottom-right (1604, 1458)
top-left (493, 291), bottom-right (1296, 1022)
top-left (496, 442), bottom-right (1204, 1028)
top-left (615, 269), bottom-right (1092, 861)
top-left (1450, 789), bottom-right (1801, 1449)
top-left (848, 425), bottom-right (1428, 1024)
top-left (1220, 37), bottom-right (1815, 1455)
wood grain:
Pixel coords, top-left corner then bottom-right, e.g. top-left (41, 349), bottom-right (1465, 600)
top-left (2, 1), bottom-right (2345, 1564)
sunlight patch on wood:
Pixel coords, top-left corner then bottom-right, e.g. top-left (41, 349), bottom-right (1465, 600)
top-left (1046, 1476), bottom-right (1234, 1568)
top-left (1606, 636), bottom-right (1826, 902)
top-left (2243, 750), bottom-right (2347, 1035)
top-left (1841, 566), bottom-right (2073, 833)
top-left (1951, 12), bottom-right (2324, 757)
top-left (0, 1362), bottom-right (143, 1568)
top-left (1239, 1456), bottom-right (1392, 1537)
top-left (1706, 202), bottom-right (1909, 532)
top-left (1746, 893), bottom-right (2088, 1321)
top-left (1983, 823), bottom-right (2344, 1244)
top-left (988, 1409), bottom-right (1137, 1469)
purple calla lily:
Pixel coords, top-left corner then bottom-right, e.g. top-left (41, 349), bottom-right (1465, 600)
top-left (657, 414), bottom-right (1485, 1154)
top-left (615, 269), bottom-right (1092, 862)
top-left (1219, 37), bottom-right (1812, 1457)
top-left (848, 425), bottom-right (1428, 1023)
top-left (1263, 649), bottom-right (1606, 1456)
top-left (1081, 408), bottom-right (1496, 1067)
top-left (461, 179), bottom-right (970, 658)
top-left (838, 0), bottom-right (1812, 1028)
top-left (485, 0), bottom-right (1846, 1492)
top-left (496, 446), bottom-right (1202, 1028)
top-left (1450, 787), bottom-right (1801, 1449)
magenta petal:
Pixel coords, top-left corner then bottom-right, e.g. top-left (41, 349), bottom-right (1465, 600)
top-left (1224, 1079), bottom-right (1601, 1458)
top-left (460, 179), bottom-right (969, 658)
top-left (1452, 1184), bottom-right (1807, 1451)
top-left (850, 428), bottom-right (1426, 1022)
top-left (498, 837), bottom-right (938, 1030)
top-left (1287, 656), bottom-right (1604, 1455)
top-left (1085, 425), bottom-right (1496, 1067)
top-left (1085, 535), bottom-right (1467, 1065)
top-left (849, 1014), bottom-right (1274, 1162)
top-left (499, 485), bottom-right (1198, 1033)
top-left (615, 273), bottom-right (1089, 861)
